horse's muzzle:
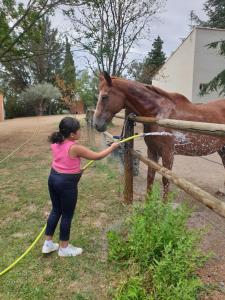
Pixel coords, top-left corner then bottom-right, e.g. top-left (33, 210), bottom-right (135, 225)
top-left (93, 116), bottom-right (107, 132)
top-left (94, 123), bottom-right (107, 132)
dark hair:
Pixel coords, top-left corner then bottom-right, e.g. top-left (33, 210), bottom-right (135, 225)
top-left (48, 117), bottom-right (80, 144)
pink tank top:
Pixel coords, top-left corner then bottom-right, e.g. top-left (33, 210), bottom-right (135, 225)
top-left (51, 140), bottom-right (81, 174)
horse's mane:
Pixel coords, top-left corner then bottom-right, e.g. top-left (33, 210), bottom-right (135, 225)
top-left (112, 76), bottom-right (191, 105)
top-left (146, 84), bottom-right (192, 104)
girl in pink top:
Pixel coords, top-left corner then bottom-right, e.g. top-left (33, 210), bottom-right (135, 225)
top-left (42, 117), bottom-right (119, 257)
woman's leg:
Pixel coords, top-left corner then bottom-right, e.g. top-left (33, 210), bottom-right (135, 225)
top-left (59, 175), bottom-right (81, 248)
top-left (59, 184), bottom-right (78, 247)
top-left (45, 174), bottom-right (62, 238)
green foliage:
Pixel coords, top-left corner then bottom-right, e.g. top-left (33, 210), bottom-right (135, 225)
top-left (152, 242), bottom-right (203, 299)
top-left (128, 36), bottom-right (166, 84)
top-left (107, 184), bottom-right (207, 299)
top-left (4, 94), bottom-right (29, 118)
top-left (190, 0), bottom-right (225, 28)
top-left (1, 16), bottom-right (64, 93)
top-left (62, 37), bottom-right (76, 88)
top-left (115, 277), bottom-right (149, 300)
top-left (76, 70), bottom-right (98, 108)
top-left (19, 82), bottom-right (61, 115)
top-left (203, 0), bottom-right (225, 29)
top-left (200, 69), bottom-right (225, 96)
top-left (145, 36), bottom-right (166, 69)
top-left (1, 15), bottom-right (65, 119)
top-left (199, 40), bottom-right (225, 96)
top-left (107, 231), bottom-right (130, 263)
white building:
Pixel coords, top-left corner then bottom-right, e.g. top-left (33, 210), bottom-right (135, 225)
top-left (152, 27), bottom-right (225, 103)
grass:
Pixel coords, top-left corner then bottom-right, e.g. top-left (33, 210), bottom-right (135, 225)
top-left (0, 118), bottom-right (209, 300)
top-left (0, 124), bottom-right (129, 300)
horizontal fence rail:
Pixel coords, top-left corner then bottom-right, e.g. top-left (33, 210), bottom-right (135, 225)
top-left (132, 149), bottom-right (225, 219)
top-left (87, 109), bottom-right (225, 137)
top-left (129, 116), bottom-right (225, 137)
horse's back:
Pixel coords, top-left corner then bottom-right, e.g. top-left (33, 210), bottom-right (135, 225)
top-left (197, 98), bottom-right (225, 106)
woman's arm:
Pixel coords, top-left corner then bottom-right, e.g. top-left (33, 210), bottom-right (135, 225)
top-left (70, 142), bottom-right (120, 160)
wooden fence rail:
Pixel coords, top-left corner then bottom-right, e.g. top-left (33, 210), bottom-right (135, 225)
top-left (129, 116), bottom-right (225, 137)
top-left (87, 109), bottom-right (225, 137)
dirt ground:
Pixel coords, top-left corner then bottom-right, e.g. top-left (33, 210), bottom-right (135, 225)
top-left (1, 115), bottom-right (225, 299)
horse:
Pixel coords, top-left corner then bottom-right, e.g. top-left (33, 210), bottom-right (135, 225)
top-left (93, 71), bottom-right (225, 198)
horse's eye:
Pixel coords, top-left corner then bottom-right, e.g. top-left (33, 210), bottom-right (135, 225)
top-left (102, 95), bottom-right (108, 101)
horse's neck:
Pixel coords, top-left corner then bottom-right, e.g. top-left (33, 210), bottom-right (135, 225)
top-left (123, 83), bottom-right (174, 118)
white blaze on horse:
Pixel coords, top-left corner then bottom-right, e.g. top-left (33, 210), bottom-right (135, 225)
top-left (93, 71), bottom-right (225, 197)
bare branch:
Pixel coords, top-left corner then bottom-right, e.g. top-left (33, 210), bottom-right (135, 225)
top-left (66, 0), bottom-right (165, 75)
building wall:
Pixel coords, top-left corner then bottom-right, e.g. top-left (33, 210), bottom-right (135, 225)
top-left (75, 101), bottom-right (85, 114)
top-left (192, 28), bottom-right (225, 102)
top-left (152, 29), bottom-right (196, 100)
top-left (152, 27), bottom-right (225, 103)
top-left (69, 100), bottom-right (85, 114)
top-left (0, 91), bottom-right (4, 122)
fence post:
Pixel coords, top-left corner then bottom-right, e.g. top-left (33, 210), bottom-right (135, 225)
top-left (0, 90), bottom-right (4, 122)
top-left (123, 109), bottom-right (134, 204)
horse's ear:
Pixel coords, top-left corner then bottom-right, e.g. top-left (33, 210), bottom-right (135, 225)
top-left (103, 71), bottom-right (112, 86)
top-left (99, 73), bottom-right (104, 81)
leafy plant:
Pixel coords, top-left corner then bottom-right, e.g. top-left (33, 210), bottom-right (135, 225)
top-left (107, 184), bottom-right (208, 299)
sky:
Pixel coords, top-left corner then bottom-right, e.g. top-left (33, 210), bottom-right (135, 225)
top-left (53, 0), bottom-right (207, 69)
top-left (131, 0), bottom-right (207, 59)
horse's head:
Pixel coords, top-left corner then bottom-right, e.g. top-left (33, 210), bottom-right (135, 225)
top-left (93, 72), bottom-right (125, 132)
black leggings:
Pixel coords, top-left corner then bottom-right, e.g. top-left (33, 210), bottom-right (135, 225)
top-left (45, 169), bottom-right (82, 241)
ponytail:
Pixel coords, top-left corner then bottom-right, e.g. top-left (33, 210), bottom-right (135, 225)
top-left (48, 131), bottom-right (64, 144)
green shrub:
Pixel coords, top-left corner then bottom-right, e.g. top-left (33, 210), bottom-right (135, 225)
top-left (114, 276), bottom-right (148, 300)
top-left (107, 184), bottom-right (207, 299)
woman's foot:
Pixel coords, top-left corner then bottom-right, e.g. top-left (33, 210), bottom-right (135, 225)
top-left (58, 244), bottom-right (83, 257)
top-left (42, 240), bottom-right (59, 254)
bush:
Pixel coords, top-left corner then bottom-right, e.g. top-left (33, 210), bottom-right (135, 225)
top-left (107, 184), bottom-right (207, 299)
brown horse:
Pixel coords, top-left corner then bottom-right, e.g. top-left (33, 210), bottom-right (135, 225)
top-left (93, 72), bottom-right (225, 197)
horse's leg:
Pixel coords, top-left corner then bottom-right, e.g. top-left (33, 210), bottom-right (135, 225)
top-left (161, 149), bottom-right (174, 200)
top-left (147, 148), bottom-right (159, 192)
top-left (216, 146), bottom-right (225, 196)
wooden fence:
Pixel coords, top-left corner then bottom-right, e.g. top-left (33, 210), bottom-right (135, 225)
top-left (86, 109), bottom-right (225, 219)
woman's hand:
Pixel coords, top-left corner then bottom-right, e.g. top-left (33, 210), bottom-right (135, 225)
top-left (109, 142), bottom-right (120, 151)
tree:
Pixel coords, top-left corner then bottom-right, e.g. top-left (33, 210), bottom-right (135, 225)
top-left (54, 38), bottom-right (77, 112)
top-left (1, 17), bottom-right (64, 93)
top-left (0, 0), bottom-right (100, 118)
top-left (26, 17), bottom-right (64, 84)
top-left (199, 41), bottom-right (225, 96)
top-left (1, 16), bottom-right (65, 118)
top-left (190, 0), bottom-right (225, 29)
top-left (76, 70), bottom-right (98, 108)
top-left (20, 82), bottom-right (61, 115)
top-left (62, 37), bottom-right (76, 88)
top-left (128, 36), bottom-right (166, 84)
top-left (65, 0), bottom-right (165, 75)
top-left (0, 0), bottom-right (83, 62)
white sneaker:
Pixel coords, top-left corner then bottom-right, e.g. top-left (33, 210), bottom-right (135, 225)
top-left (42, 241), bottom-right (59, 254)
top-left (58, 244), bottom-right (83, 257)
